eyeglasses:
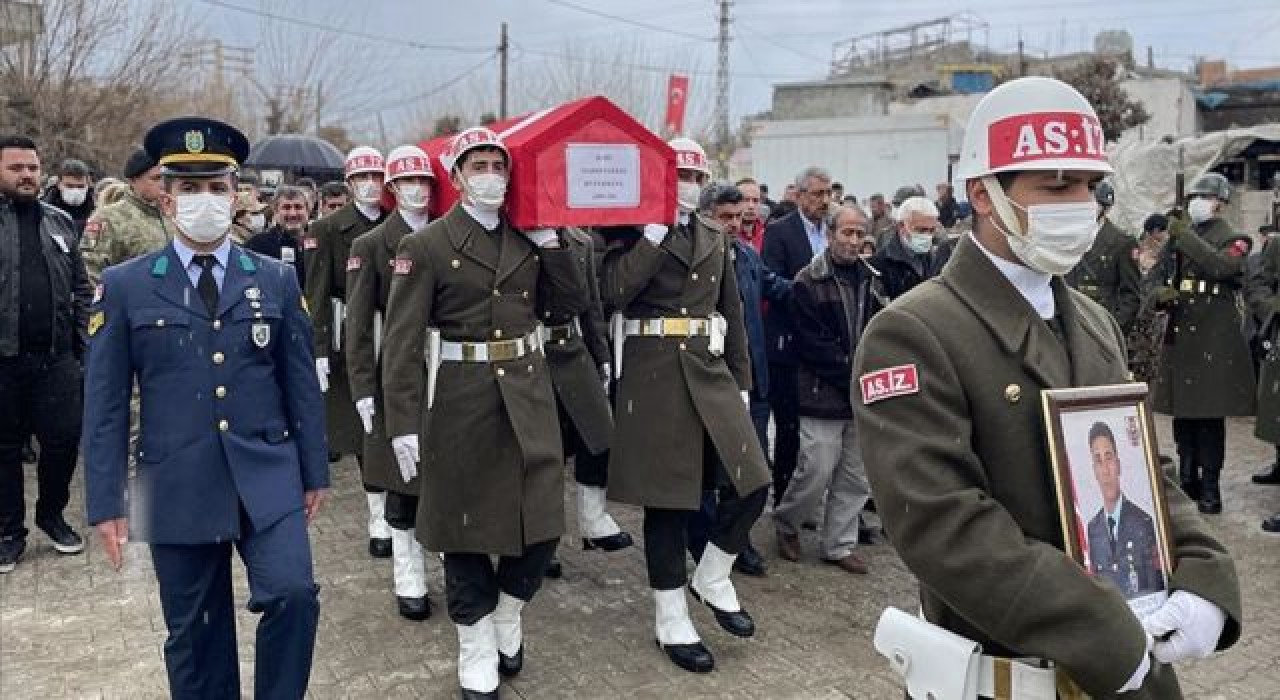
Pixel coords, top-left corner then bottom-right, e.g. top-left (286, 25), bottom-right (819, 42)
top-left (802, 188), bottom-right (832, 198)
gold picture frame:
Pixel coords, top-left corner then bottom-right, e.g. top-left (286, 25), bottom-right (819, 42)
top-left (1041, 383), bottom-right (1175, 618)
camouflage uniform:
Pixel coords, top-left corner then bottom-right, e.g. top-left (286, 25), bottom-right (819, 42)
top-left (80, 191), bottom-right (172, 285)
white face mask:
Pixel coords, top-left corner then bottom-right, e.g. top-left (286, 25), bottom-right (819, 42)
top-left (907, 232), bottom-right (934, 254)
top-left (677, 181), bottom-right (702, 213)
top-left (247, 213), bottom-right (266, 232)
top-left (1188, 198), bottom-right (1216, 224)
top-left (396, 183), bottom-right (430, 212)
top-left (352, 180), bottom-right (382, 205)
top-left (461, 173), bottom-right (507, 212)
top-left (984, 176), bottom-right (1099, 276)
top-left (59, 186), bottom-right (88, 206)
top-left (175, 193), bottom-right (233, 243)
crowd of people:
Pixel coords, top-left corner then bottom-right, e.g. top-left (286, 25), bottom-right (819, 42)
top-left (0, 74), bottom-right (1264, 699)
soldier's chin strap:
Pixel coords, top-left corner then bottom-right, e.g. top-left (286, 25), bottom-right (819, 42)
top-left (982, 175), bottom-right (1026, 240)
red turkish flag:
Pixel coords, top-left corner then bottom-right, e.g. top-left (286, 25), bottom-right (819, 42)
top-left (664, 74), bottom-right (690, 137)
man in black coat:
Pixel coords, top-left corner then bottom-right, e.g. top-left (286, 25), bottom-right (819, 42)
top-left (870, 195), bottom-right (944, 302)
top-left (762, 165), bottom-right (833, 504)
top-left (43, 158), bottom-right (95, 235)
top-left (245, 185), bottom-right (308, 287)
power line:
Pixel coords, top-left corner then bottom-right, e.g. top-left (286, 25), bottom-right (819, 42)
top-left (359, 53), bottom-right (498, 114)
top-left (511, 42), bottom-right (810, 80)
top-left (734, 20), bottom-right (828, 65)
top-left (543, 0), bottom-right (715, 42)
top-left (190, 0), bottom-right (493, 54)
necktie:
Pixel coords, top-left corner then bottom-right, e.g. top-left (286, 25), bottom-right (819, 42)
top-left (193, 254), bottom-right (219, 316)
top-left (1106, 515), bottom-right (1118, 556)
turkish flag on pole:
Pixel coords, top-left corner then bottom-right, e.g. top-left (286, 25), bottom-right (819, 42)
top-left (664, 74), bottom-right (690, 137)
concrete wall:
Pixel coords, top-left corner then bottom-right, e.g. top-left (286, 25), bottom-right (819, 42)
top-left (771, 80), bottom-right (892, 120)
top-left (1117, 77), bottom-right (1198, 145)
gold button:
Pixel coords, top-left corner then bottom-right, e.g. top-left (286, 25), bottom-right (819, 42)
top-left (212, 352), bottom-right (225, 364)
top-left (217, 419), bottom-right (229, 432)
top-left (496, 368), bottom-right (506, 377)
top-left (494, 329), bottom-right (503, 339)
top-left (212, 320), bottom-right (222, 330)
top-left (1004, 384), bottom-right (1021, 403)
top-left (691, 273), bottom-right (699, 281)
top-left (679, 343), bottom-right (687, 351)
top-left (451, 259), bottom-right (461, 269)
top-left (493, 289), bottom-right (501, 296)
top-left (527, 365), bottom-right (534, 373)
top-left (156, 319), bottom-right (165, 327)
top-left (215, 386), bottom-right (227, 399)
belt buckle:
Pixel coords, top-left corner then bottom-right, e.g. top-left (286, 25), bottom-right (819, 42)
top-left (489, 340), bottom-right (519, 362)
top-left (1178, 279), bottom-right (1193, 293)
top-left (460, 343), bottom-right (480, 362)
top-left (663, 318), bottom-right (691, 336)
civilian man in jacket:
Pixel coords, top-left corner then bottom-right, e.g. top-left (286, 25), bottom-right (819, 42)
top-left (245, 185), bottom-right (308, 287)
top-left (774, 204), bottom-right (883, 575)
top-left (761, 165), bottom-right (832, 504)
top-left (870, 195), bottom-right (943, 302)
top-left (0, 135), bottom-right (93, 573)
top-left (43, 158), bottom-right (95, 234)
top-left (735, 177), bottom-right (766, 252)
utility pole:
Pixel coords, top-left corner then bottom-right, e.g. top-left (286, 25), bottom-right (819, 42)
top-left (715, 0), bottom-right (731, 176)
top-left (1017, 35), bottom-right (1026, 77)
top-left (499, 22), bottom-right (509, 120)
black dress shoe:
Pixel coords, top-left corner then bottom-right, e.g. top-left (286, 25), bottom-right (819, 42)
top-left (582, 531), bottom-right (634, 552)
top-left (1198, 497), bottom-right (1222, 515)
top-left (1262, 514), bottom-right (1280, 533)
top-left (544, 557), bottom-right (562, 579)
top-left (1253, 463), bottom-right (1280, 484)
top-left (397, 595), bottom-right (431, 621)
top-left (687, 586), bottom-right (756, 638)
top-left (368, 537), bottom-right (392, 558)
top-left (0, 538), bottom-right (25, 574)
top-left (733, 544), bottom-right (766, 577)
top-left (459, 687), bottom-right (500, 699)
top-left (36, 516), bottom-right (84, 554)
top-left (498, 646), bottom-right (523, 678)
top-left (656, 639), bottom-right (714, 673)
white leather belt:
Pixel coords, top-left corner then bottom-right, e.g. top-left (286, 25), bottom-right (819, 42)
top-left (438, 329), bottom-right (542, 363)
top-left (330, 298), bottom-right (346, 353)
top-left (976, 655), bottom-right (1058, 700)
top-left (622, 317), bottom-right (713, 337)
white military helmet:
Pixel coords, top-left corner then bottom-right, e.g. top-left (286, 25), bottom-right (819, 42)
top-left (344, 146), bottom-right (385, 178)
top-left (956, 76), bottom-right (1113, 181)
top-left (668, 137), bottom-right (711, 177)
top-left (446, 127), bottom-right (509, 172)
top-left (385, 145), bottom-right (434, 181)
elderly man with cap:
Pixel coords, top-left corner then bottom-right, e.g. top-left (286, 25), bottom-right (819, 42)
top-left (82, 116), bottom-right (329, 699)
top-left (602, 138), bottom-right (770, 675)
top-left (81, 147), bottom-right (173, 285)
top-left (344, 145), bottom-right (436, 622)
top-left (304, 146), bottom-right (391, 558)
top-left (380, 126), bottom-right (587, 699)
top-left (854, 77), bottom-right (1240, 698)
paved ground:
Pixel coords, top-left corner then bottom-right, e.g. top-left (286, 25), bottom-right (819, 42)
top-left (1, 415), bottom-right (1278, 699)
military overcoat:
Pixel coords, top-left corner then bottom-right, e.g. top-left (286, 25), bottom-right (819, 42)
top-left (853, 235), bottom-right (1242, 699)
top-left (344, 210), bottom-right (416, 493)
top-left (304, 202), bottom-right (385, 454)
top-left (601, 216), bottom-right (770, 510)
top-left (1064, 217), bottom-right (1141, 335)
top-left (1246, 234), bottom-right (1280, 443)
top-left (380, 205), bottom-right (586, 556)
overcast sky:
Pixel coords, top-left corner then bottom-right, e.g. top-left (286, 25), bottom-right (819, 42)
top-left (189, 0), bottom-right (1280, 138)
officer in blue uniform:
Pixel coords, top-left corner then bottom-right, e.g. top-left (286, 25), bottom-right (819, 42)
top-left (81, 117), bottom-right (329, 700)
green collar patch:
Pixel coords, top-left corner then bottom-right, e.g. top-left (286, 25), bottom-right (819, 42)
top-left (151, 255), bottom-right (169, 277)
top-left (238, 253), bottom-right (256, 273)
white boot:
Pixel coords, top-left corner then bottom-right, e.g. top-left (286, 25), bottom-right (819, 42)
top-left (493, 592), bottom-right (525, 659)
top-left (577, 484), bottom-right (622, 539)
top-left (366, 492), bottom-right (392, 540)
top-left (653, 588), bottom-right (700, 645)
top-left (690, 542), bottom-right (742, 612)
top-left (456, 615), bottom-right (500, 693)
top-left (391, 529), bottom-right (427, 598)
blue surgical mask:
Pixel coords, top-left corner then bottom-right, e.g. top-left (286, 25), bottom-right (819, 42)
top-left (907, 232), bottom-right (933, 254)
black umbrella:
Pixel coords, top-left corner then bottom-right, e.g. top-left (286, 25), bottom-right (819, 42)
top-left (245, 134), bottom-right (344, 176)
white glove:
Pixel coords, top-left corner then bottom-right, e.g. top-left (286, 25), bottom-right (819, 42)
top-left (599, 363), bottom-right (612, 392)
top-left (525, 228), bottom-right (560, 248)
top-left (315, 357), bottom-right (330, 393)
top-left (355, 397), bottom-right (375, 434)
top-left (391, 434), bottom-right (419, 483)
top-left (741, 390), bottom-right (750, 406)
top-left (1117, 634), bottom-right (1153, 693)
top-left (643, 224), bottom-right (669, 246)
top-left (1142, 590), bottom-right (1227, 664)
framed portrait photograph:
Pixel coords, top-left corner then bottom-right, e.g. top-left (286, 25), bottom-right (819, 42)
top-left (1041, 383), bottom-right (1174, 618)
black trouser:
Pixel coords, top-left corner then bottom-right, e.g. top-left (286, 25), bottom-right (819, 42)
top-left (644, 438), bottom-right (768, 590)
top-left (384, 491), bottom-right (418, 531)
top-left (559, 400), bottom-right (608, 488)
top-left (354, 454), bottom-right (382, 495)
top-left (767, 362), bottom-right (799, 504)
top-left (0, 352), bottom-right (81, 540)
top-left (1173, 417), bottom-right (1226, 474)
top-left (443, 539), bottom-right (560, 625)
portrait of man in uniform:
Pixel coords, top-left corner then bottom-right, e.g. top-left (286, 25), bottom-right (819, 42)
top-left (1046, 389), bottom-right (1173, 618)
